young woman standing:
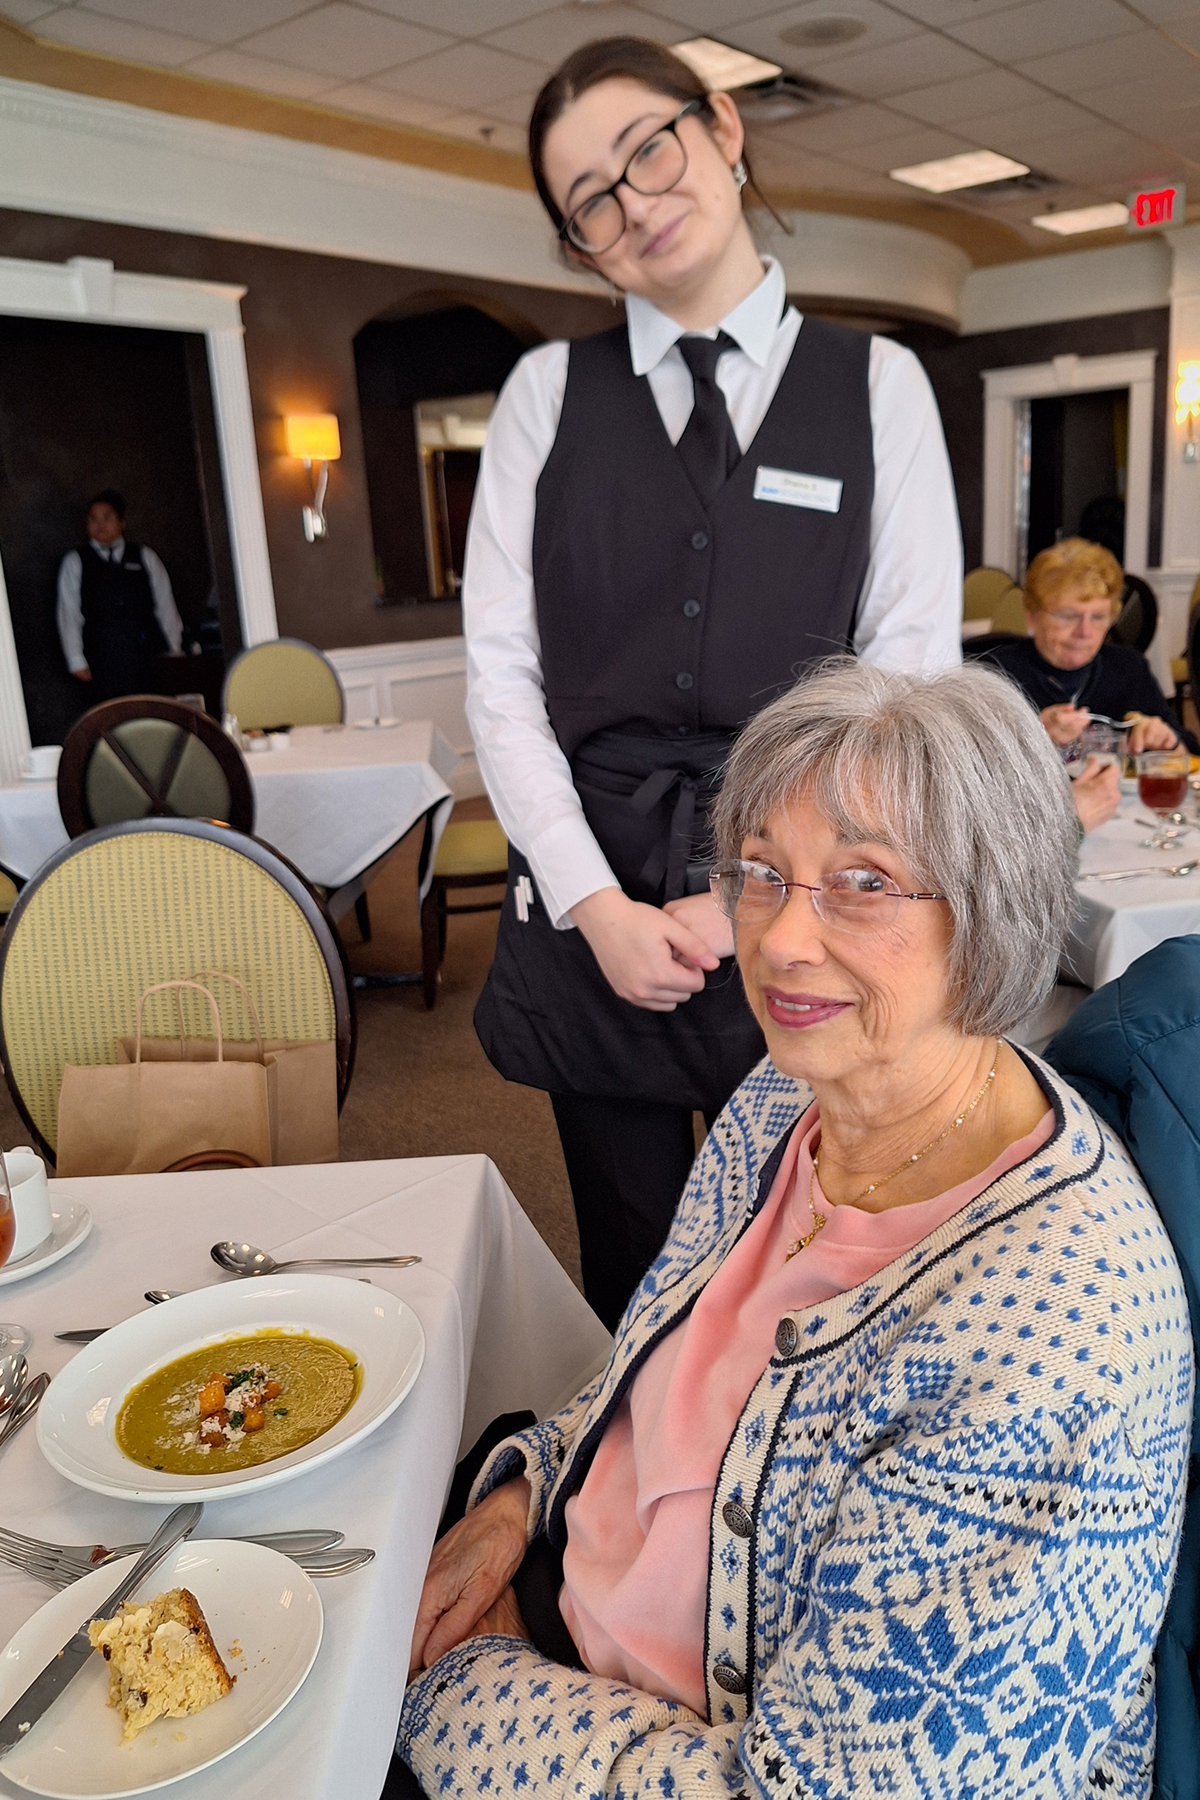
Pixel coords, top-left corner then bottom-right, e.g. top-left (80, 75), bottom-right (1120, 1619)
top-left (467, 38), bottom-right (962, 1330)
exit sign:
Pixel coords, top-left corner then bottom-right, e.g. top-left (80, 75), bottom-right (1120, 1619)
top-left (1128, 183), bottom-right (1186, 231)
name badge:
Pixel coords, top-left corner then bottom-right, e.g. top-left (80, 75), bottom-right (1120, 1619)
top-left (753, 466), bottom-right (842, 513)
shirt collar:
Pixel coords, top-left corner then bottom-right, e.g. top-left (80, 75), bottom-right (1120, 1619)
top-left (625, 255), bottom-right (789, 377)
top-left (89, 536), bottom-right (125, 560)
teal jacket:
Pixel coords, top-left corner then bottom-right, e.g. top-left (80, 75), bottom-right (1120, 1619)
top-left (1047, 936), bottom-right (1200, 1800)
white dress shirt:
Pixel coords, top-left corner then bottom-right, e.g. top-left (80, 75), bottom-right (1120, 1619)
top-left (464, 258), bottom-right (963, 929)
top-left (57, 536), bottom-right (183, 674)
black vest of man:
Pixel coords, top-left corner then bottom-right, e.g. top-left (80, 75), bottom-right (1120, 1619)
top-left (79, 539), bottom-right (165, 702)
top-left (475, 317), bottom-right (874, 1108)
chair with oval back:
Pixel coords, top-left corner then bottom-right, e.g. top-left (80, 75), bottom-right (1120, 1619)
top-left (57, 696), bottom-right (254, 838)
top-left (222, 639), bottom-right (344, 732)
top-left (1107, 573), bottom-right (1158, 656)
top-left (963, 566), bottom-right (1027, 638)
top-left (0, 817), bottom-right (355, 1165)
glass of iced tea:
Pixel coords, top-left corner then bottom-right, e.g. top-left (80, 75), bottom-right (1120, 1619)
top-left (0, 1152), bottom-right (12, 1270)
top-left (1138, 749), bottom-right (1190, 848)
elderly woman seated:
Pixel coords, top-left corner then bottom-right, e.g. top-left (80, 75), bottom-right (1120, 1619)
top-left (399, 660), bottom-right (1191, 1800)
top-left (987, 537), bottom-right (1187, 833)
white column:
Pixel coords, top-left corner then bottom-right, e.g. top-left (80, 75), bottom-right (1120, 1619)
top-left (1162, 224), bottom-right (1200, 575)
top-left (0, 554), bottom-right (30, 784)
top-left (206, 326), bottom-right (278, 646)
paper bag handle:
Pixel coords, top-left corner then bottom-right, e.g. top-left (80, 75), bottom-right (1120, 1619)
top-left (188, 969), bottom-right (265, 1062)
top-left (135, 981), bottom-right (223, 1065)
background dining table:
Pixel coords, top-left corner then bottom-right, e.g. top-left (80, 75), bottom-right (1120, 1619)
top-left (0, 1155), bottom-right (611, 1800)
top-left (0, 721), bottom-right (456, 919)
top-left (1069, 785), bottom-right (1200, 988)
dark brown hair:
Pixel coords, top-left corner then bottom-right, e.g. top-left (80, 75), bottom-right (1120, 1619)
top-left (528, 36), bottom-right (772, 239)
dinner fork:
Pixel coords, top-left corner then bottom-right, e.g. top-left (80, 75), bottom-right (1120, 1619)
top-left (0, 1535), bottom-right (373, 1588)
top-left (0, 1524), bottom-right (342, 1578)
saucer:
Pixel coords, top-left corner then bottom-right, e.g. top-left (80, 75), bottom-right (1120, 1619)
top-left (0, 1204), bottom-right (92, 1286)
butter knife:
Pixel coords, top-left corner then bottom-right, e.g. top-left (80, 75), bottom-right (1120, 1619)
top-left (0, 1501), bottom-right (203, 1756)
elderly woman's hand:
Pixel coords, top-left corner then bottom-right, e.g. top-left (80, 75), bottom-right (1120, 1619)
top-left (1040, 702), bottom-right (1091, 745)
top-left (408, 1475), bottom-right (532, 1681)
top-left (1125, 712), bottom-right (1179, 753)
top-left (1071, 754), bottom-right (1120, 833)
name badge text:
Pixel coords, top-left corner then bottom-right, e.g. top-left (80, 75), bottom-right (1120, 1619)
top-left (753, 466), bottom-right (842, 513)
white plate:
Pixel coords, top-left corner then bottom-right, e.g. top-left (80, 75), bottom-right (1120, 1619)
top-left (37, 1275), bottom-right (425, 1504)
top-left (0, 1206), bottom-right (92, 1287)
top-left (351, 717), bottom-right (398, 730)
top-left (0, 1539), bottom-right (322, 1797)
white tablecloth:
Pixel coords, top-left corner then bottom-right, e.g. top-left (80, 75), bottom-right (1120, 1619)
top-left (1069, 792), bottom-right (1200, 987)
top-left (0, 1157), bottom-right (610, 1800)
top-left (0, 722), bottom-right (456, 894)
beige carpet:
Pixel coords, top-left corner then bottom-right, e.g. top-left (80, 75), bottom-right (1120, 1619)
top-left (0, 802), bottom-right (582, 1288)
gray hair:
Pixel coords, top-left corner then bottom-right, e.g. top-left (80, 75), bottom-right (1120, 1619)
top-left (713, 658), bottom-right (1079, 1038)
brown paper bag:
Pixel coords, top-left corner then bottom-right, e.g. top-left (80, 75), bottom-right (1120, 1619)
top-left (57, 980), bottom-right (272, 1177)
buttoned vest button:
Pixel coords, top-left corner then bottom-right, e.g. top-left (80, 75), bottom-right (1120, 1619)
top-left (722, 1500), bottom-right (752, 1537)
top-left (712, 1661), bottom-right (746, 1695)
top-left (675, 671), bottom-right (694, 690)
top-left (690, 531), bottom-right (709, 551)
top-left (682, 599), bottom-right (701, 618)
top-left (775, 1316), bottom-right (798, 1356)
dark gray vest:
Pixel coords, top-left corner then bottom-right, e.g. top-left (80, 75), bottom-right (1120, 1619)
top-left (531, 315), bottom-right (874, 760)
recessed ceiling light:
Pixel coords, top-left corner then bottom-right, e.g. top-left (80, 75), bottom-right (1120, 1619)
top-left (1032, 202), bottom-right (1130, 235)
top-left (779, 15), bottom-right (868, 47)
top-left (890, 150), bottom-right (1030, 193)
top-left (672, 37), bottom-right (783, 91)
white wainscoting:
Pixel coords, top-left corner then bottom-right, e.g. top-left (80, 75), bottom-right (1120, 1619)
top-left (326, 635), bottom-right (484, 801)
top-left (1147, 566), bottom-right (1200, 694)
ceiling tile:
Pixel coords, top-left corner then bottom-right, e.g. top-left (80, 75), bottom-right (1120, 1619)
top-left (361, 0), bottom-right (566, 33)
top-left (758, 99), bottom-right (915, 151)
top-left (1080, 66), bottom-right (1200, 122)
top-left (77, 0), bottom-right (310, 45)
top-left (184, 47), bottom-right (336, 96)
top-left (835, 120), bottom-right (976, 168)
top-left (750, 139), bottom-right (898, 193)
top-left (432, 110), bottom-right (529, 153)
top-left (881, 0), bottom-right (1028, 22)
top-left (1016, 28), bottom-right (1181, 92)
top-left (375, 40), bottom-right (547, 106)
top-left (807, 30), bottom-right (990, 100)
top-left (945, 0), bottom-right (1135, 61)
top-left (888, 66), bottom-right (1046, 126)
top-left (1155, 10), bottom-right (1200, 46)
top-left (1016, 124), bottom-right (1174, 183)
top-left (485, 3), bottom-right (681, 63)
top-left (632, 0), bottom-right (798, 34)
top-left (33, 7), bottom-right (209, 64)
top-left (1122, 0), bottom-right (1200, 16)
top-left (239, 4), bottom-right (452, 81)
top-left (479, 88), bottom-right (542, 125)
top-left (314, 79), bottom-right (454, 121)
top-left (961, 94), bottom-right (1100, 156)
top-left (0, 0), bottom-right (60, 21)
top-left (727, 0), bottom-right (920, 68)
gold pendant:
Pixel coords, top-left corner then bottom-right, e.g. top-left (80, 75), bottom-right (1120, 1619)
top-left (784, 1209), bottom-right (826, 1262)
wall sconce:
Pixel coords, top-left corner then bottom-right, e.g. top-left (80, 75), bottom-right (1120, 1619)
top-left (284, 413), bottom-right (341, 539)
top-left (1176, 363), bottom-right (1200, 464)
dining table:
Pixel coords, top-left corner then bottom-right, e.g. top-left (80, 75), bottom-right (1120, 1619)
top-left (1069, 784), bottom-right (1200, 988)
top-left (0, 721), bottom-right (457, 923)
top-left (0, 1155), bottom-right (611, 1800)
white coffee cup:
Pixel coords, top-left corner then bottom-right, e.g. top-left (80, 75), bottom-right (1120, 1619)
top-left (19, 745), bottom-right (61, 781)
top-left (4, 1147), bottom-right (52, 1260)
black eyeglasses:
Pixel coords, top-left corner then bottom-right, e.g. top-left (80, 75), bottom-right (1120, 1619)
top-left (709, 859), bottom-right (946, 936)
top-left (559, 100), bottom-right (705, 255)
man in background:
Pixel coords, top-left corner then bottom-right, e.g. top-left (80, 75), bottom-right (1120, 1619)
top-left (57, 489), bottom-right (183, 700)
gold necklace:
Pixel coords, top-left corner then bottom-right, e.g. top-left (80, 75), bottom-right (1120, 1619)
top-left (785, 1052), bottom-right (999, 1263)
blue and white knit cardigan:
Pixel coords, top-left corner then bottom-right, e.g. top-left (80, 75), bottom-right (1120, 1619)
top-left (399, 1051), bottom-right (1194, 1799)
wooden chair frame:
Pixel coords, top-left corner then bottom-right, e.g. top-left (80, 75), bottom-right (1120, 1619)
top-left (57, 695), bottom-right (255, 838)
top-left (420, 866), bottom-right (506, 1010)
top-left (0, 816), bottom-right (356, 1163)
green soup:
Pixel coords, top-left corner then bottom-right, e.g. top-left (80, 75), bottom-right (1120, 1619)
top-left (116, 1331), bottom-right (360, 1475)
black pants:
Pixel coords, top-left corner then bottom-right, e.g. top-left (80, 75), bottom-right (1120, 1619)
top-left (551, 1093), bottom-right (716, 1333)
top-left (382, 1414), bottom-right (583, 1800)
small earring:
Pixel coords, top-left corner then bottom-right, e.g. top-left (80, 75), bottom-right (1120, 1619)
top-left (732, 159), bottom-right (748, 192)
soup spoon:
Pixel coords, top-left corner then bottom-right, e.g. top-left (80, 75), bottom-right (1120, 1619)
top-left (0, 1355), bottom-right (28, 1417)
top-left (211, 1242), bottom-right (421, 1278)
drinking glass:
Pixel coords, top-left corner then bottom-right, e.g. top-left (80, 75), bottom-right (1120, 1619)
top-left (0, 1151), bottom-right (13, 1270)
top-left (1138, 749), bottom-right (1190, 848)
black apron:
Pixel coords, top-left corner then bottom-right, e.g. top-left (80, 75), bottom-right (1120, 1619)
top-left (475, 317), bottom-right (874, 1110)
top-left (79, 540), bottom-right (165, 701)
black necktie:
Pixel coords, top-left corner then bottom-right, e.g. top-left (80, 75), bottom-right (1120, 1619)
top-left (675, 332), bottom-right (739, 506)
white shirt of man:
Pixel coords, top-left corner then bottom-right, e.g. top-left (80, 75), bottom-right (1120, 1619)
top-left (463, 256), bottom-right (964, 929)
top-left (57, 536), bottom-right (183, 675)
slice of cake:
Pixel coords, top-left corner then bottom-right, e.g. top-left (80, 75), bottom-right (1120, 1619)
top-left (88, 1587), bottom-right (234, 1741)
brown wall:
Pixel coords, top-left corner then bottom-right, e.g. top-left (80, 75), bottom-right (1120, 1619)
top-left (0, 206), bottom-right (615, 650)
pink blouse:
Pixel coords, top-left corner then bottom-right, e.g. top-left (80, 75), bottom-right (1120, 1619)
top-left (558, 1100), bottom-right (1055, 1715)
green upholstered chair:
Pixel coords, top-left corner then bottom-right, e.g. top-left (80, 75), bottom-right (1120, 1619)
top-left (0, 817), bottom-right (355, 1164)
top-left (57, 697), bottom-right (254, 838)
top-left (0, 872), bottom-right (16, 920)
top-left (222, 639), bottom-right (344, 732)
top-left (420, 818), bottom-right (508, 1009)
top-left (963, 566), bottom-right (1027, 638)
